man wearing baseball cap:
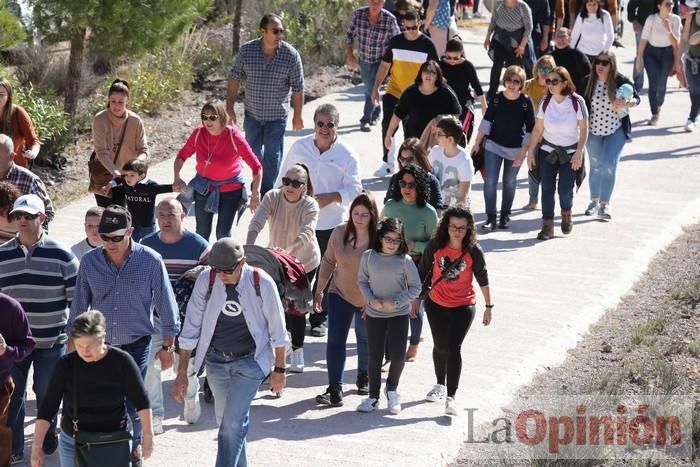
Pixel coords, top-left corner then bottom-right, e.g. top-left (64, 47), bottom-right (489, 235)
top-left (0, 194), bottom-right (78, 464)
top-left (69, 204), bottom-right (180, 466)
top-left (173, 237), bottom-right (289, 467)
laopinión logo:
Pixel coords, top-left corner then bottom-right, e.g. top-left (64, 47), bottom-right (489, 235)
top-left (460, 395), bottom-right (693, 461)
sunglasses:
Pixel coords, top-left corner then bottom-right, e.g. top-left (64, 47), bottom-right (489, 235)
top-left (538, 66), bottom-right (553, 74)
top-left (213, 262), bottom-right (241, 275)
top-left (282, 177), bottom-right (305, 189)
top-left (100, 234), bottom-right (126, 243)
top-left (443, 55), bottom-right (462, 61)
top-left (398, 156), bottom-right (416, 164)
top-left (545, 78), bottom-right (562, 86)
top-left (316, 121), bottom-right (336, 129)
top-left (11, 212), bottom-right (40, 221)
top-left (404, 25), bottom-right (419, 31)
top-left (505, 78), bottom-right (522, 85)
top-left (398, 180), bottom-right (417, 190)
top-left (267, 27), bottom-right (284, 35)
top-left (382, 236), bottom-right (402, 245)
top-left (201, 114), bottom-right (219, 122)
top-left (594, 59), bottom-right (611, 66)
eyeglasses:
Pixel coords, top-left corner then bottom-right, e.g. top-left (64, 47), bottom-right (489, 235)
top-left (201, 114), bottom-right (219, 121)
top-left (316, 121), bottom-right (336, 129)
top-left (594, 59), bottom-right (611, 66)
top-left (448, 224), bottom-right (467, 233)
top-left (662, 1), bottom-right (672, 5)
top-left (398, 156), bottom-right (416, 164)
top-left (11, 212), bottom-right (40, 221)
top-left (267, 27), bottom-right (285, 35)
top-left (443, 55), bottom-right (462, 61)
top-left (100, 234), bottom-right (126, 243)
top-left (436, 131), bottom-right (448, 138)
top-left (505, 78), bottom-right (522, 85)
top-left (382, 236), bottom-right (402, 245)
top-left (398, 180), bottom-right (417, 190)
top-left (214, 262), bottom-right (241, 275)
top-left (282, 177), bottom-right (305, 189)
top-left (545, 78), bottom-right (562, 86)
top-left (422, 69), bottom-right (437, 75)
top-left (538, 66), bottom-right (553, 74)
top-left (404, 25), bottom-right (419, 31)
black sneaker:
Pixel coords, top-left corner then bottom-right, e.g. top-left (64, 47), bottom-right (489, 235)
top-left (356, 372), bottom-right (369, 395)
top-left (315, 387), bottom-right (343, 407)
top-left (43, 431), bottom-right (59, 455)
top-left (481, 215), bottom-right (497, 232)
top-left (131, 447), bottom-right (143, 467)
top-left (10, 453), bottom-right (24, 465)
top-left (498, 213), bottom-right (510, 229)
top-left (310, 324), bottom-right (327, 337)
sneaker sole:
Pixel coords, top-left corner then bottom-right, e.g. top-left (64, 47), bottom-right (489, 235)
top-left (425, 395), bottom-right (444, 402)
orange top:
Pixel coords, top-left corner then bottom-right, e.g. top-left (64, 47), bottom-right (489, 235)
top-left (8, 105), bottom-right (39, 168)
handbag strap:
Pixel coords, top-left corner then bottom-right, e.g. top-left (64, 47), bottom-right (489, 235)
top-left (112, 117), bottom-right (130, 166)
top-left (72, 360), bottom-right (79, 436)
top-left (427, 250), bottom-right (469, 292)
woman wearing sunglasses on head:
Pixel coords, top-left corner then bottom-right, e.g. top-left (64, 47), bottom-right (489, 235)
top-left (635, 0), bottom-right (682, 126)
top-left (471, 65), bottom-right (535, 232)
top-left (246, 163), bottom-right (320, 372)
top-left (527, 66), bottom-right (588, 240)
top-left (580, 51), bottom-right (639, 221)
top-left (382, 164), bottom-right (438, 361)
top-left (174, 101), bottom-right (262, 241)
top-left (384, 138), bottom-right (444, 210)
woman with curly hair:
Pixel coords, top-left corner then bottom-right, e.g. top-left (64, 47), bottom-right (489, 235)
top-left (384, 138), bottom-right (444, 210)
top-left (0, 181), bottom-right (21, 243)
top-left (418, 206), bottom-right (492, 416)
top-left (382, 164), bottom-right (438, 361)
top-left (0, 80), bottom-right (40, 168)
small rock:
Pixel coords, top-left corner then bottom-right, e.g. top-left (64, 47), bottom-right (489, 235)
top-left (184, 121), bottom-right (192, 126)
top-left (601, 342), bottom-right (613, 353)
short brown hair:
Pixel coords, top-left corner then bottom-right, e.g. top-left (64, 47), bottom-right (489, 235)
top-left (122, 158), bottom-right (148, 175)
top-left (502, 65), bottom-right (526, 89)
top-left (0, 181), bottom-right (21, 217)
top-left (85, 206), bottom-right (105, 221)
top-left (201, 101), bottom-right (229, 125)
top-left (550, 66), bottom-right (576, 95)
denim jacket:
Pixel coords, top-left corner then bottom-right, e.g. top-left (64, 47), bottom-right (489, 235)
top-left (177, 173), bottom-right (248, 219)
top-left (179, 265), bottom-right (289, 375)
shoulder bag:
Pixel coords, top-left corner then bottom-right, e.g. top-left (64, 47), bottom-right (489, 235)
top-left (72, 355), bottom-right (133, 467)
top-left (418, 249), bottom-right (469, 301)
top-left (88, 118), bottom-right (129, 195)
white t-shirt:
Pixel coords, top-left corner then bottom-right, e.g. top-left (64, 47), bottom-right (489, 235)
top-left (428, 145), bottom-right (474, 207)
top-left (641, 14), bottom-right (682, 48)
top-left (537, 94), bottom-right (588, 150)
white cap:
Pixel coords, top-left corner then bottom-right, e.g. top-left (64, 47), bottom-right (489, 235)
top-left (10, 194), bottom-right (45, 216)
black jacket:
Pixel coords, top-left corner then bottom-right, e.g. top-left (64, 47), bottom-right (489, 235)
top-left (580, 73), bottom-right (640, 140)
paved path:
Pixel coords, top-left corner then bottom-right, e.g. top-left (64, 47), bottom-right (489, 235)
top-left (20, 23), bottom-right (700, 467)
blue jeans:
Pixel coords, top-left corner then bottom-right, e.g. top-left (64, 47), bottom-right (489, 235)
top-left (527, 171), bottom-right (540, 205)
top-left (9, 344), bottom-right (65, 455)
top-left (409, 301), bottom-right (424, 346)
top-left (58, 431), bottom-right (75, 467)
top-left (243, 114), bottom-right (287, 195)
top-left (358, 60), bottom-right (381, 124)
top-left (643, 44), bottom-right (675, 115)
top-left (483, 150), bottom-right (521, 216)
top-left (686, 57), bottom-right (700, 122)
top-left (115, 336), bottom-right (151, 452)
top-left (586, 127), bottom-right (626, 204)
top-left (633, 30), bottom-right (644, 92)
top-left (538, 148), bottom-right (577, 220)
top-left (326, 293), bottom-right (368, 389)
top-left (132, 225), bottom-right (157, 243)
top-left (194, 188), bottom-right (242, 241)
top-left (144, 331), bottom-right (165, 419)
top-left (205, 352), bottom-right (265, 467)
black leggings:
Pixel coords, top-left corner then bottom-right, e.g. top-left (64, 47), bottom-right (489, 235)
top-left (425, 298), bottom-right (476, 397)
top-left (287, 268), bottom-right (317, 348)
top-left (366, 315), bottom-right (409, 399)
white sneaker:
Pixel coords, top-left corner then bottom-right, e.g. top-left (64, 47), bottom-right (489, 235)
top-left (685, 119), bottom-right (696, 132)
top-left (290, 348), bottom-right (304, 373)
top-left (445, 397), bottom-right (458, 416)
top-left (357, 397), bottom-right (379, 412)
top-left (373, 161), bottom-right (394, 177)
top-left (184, 398), bottom-right (201, 424)
top-left (385, 388), bottom-right (401, 414)
top-left (152, 416), bottom-right (164, 435)
top-left (425, 384), bottom-right (447, 402)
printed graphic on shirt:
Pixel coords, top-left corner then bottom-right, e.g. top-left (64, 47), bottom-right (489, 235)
top-left (222, 297), bottom-right (243, 317)
top-left (438, 255), bottom-right (466, 282)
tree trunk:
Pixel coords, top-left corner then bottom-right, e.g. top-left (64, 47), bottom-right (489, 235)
top-left (232, 0), bottom-right (243, 56)
top-left (64, 27), bottom-right (87, 119)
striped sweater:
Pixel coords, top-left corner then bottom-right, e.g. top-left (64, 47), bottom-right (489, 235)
top-left (0, 235), bottom-right (79, 349)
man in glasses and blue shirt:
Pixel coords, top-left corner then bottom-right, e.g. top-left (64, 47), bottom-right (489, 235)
top-left (69, 204), bottom-right (179, 467)
top-left (277, 103), bottom-right (363, 337)
top-left (0, 194), bottom-right (78, 464)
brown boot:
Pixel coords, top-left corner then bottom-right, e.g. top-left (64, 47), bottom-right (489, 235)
top-left (561, 210), bottom-right (573, 235)
top-left (537, 219), bottom-right (554, 240)
top-left (405, 344), bottom-right (418, 362)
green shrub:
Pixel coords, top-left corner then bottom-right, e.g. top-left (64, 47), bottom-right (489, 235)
top-left (14, 86), bottom-right (71, 158)
top-left (0, 1), bottom-right (25, 51)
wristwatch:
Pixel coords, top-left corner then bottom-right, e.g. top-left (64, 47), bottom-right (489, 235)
top-left (162, 345), bottom-right (175, 353)
top-left (273, 366), bottom-right (286, 374)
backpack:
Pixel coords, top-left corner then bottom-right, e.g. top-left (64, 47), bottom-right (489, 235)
top-left (541, 94), bottom-right (579, 114)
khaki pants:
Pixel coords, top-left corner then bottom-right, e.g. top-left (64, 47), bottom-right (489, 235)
top-left (1, 378), bottom-right (15, 467)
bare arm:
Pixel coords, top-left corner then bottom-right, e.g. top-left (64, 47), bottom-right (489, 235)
top-left (138, 408), bottom-right (154, 460)
top-left (371, 61), bottom-right (392, 105)
top-left (480, 286), bottom-right (493, 325)
top-left (384, 114), bottom-right (402, 150)
top-left (31, 419), bottom-right (50, 466)
top-left (226, 79), bottom-right (241, 125)
top-left (173, 349), bottom-right (192, 402)
top-left (291, 92), bottom-right (304, 131)
top-left (424, 0), bottom-right (439, 28)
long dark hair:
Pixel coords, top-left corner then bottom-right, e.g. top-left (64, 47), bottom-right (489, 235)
top-left (343, 192), bottom-right (378, 248)
top-left (584, 50), bottom-right (618, 104)
top-left (397, 137), bottom-right (432, 172)
top-left (0, 80), bottom-right (15, 136)
top-left (390, 164), bottom-right (430, 208)
top-left (415, 60), bottom-right (447, 88)
top-left (579, 0), bottom-right (603, 19)
top-left (370, 217), bottom-right (409, 255)
top-left (434, 206), bottom-right (477, 251)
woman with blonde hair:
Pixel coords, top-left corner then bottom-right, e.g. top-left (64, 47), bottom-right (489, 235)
top-left (0, 80), bottom-right (40, 168)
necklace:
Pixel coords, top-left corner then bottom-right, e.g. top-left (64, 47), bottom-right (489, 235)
top-left (204, 130), bottom-right (225, 170)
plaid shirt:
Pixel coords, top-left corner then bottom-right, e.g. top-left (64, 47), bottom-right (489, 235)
top-left (346, 7), bottom-right (401, 63)
top-left (1, 162), bottom-right (55, 223)
top-left (229, 38), bottom-right (304, 122)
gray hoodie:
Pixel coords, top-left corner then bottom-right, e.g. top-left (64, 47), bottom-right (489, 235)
top-left (357, 250), bottom-right (421, 318)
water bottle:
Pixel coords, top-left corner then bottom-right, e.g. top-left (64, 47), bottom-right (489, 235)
top-left (616, 83), bottom-right (633, 118)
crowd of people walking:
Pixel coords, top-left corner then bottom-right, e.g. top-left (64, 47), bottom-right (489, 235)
top-left (0, 1), bottom-right (699, 466)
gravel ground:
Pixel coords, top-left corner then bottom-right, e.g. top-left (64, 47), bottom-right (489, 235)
top-left (451, 224), bottom-right (700, 466)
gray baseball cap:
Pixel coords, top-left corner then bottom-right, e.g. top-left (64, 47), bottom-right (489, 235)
top-left (209, 238), bottom-right (244, 270)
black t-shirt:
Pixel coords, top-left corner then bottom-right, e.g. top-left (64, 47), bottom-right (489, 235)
top-left (439, 59), bottom-right (484, 107)
top-left (483, 92), bottom-right (536, 148)
top-left (393, 85), bottom-right (461, 139)
top-left (38, 347), bottom-right (149, 437)
top-left (121, 179), bottom-right (173, 228)
top-left (210, 285), bottom-right (256, 355)
top-left (551, 47), bottom-right (592, 91)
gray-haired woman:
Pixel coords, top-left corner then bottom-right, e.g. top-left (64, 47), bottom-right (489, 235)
top-left (31, 311), bottom-right (153, 467)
